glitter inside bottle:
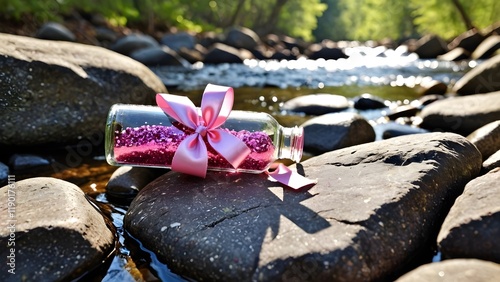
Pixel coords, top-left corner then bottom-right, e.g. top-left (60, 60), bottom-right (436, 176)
top-left (105, 104), bottom-right (304, 173)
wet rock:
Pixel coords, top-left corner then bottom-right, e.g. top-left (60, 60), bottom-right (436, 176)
top-left (437, 47), bottom-right (470, 61)
top-left (130, 46), bottom-right (188, 66)
top-left (225, 26), bottom-right (260, 50)
top-left (282, 94), bottom-right (349, 115)
top-left (106, 166), bottom-right (166, 202)
top-left (386, 105), bottom-right (420, 120)
top-left (452, 54), bottom-right (500, 95)
top-left (417, 80), bottom-right (448, 96)
top-left (124, 133), bottom-right (481, 281)
top-left (419, 91), bottom-right (500, 136)
top-left (466, 120), bottom-right (500, 160)
top-left (111, 34), bottom-right (160, 56)
top-left (36, 22), bottom-right (76, 42)
top-left (352, 93), bottom-right (387, 110)
top-left (203, 43), bottom-right (249, 64)
top-left (472, 35), bottom-right (500, 59)
top-left (448, 28), bottom-right (485, 53)
top-left (306, 44), bottom-right (348, 60)
top-left (177, 45), bottom-right (206, 64)
top-left (94, 27), bottom-right (118, 43)
top-left (413, 35), bottom-right (448, 58)
top-left (417, 94), bottom-right (445, 106)
top-left (437, 168), bottom-right (500, 263)
top-left (483, 150), bottom-right (500, 172)
top-left (160, 32), bottom-right (196, 52)
top-left (8, 154), bottom-right (50, 170)
top-left (0, 33), bottom-right (166, 145)
top-left (396, 259), bottom-right (500, 282)
top-left (0, 177), bottom-right (115, 281)
top-left (301, 112), bottom-right (375, 154)
top-left (376, 122), bottom-right (429, 140)
top-left (0, 162), bottom-right (8, 186)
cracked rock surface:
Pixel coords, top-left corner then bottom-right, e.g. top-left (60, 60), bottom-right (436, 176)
top-left (124, 132), bottom-right (481, 281)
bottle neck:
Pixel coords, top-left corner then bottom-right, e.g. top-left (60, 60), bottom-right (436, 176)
top-left (278, 126), bottom-right (304, 162)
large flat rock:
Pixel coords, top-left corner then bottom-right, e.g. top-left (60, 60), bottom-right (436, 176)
top-left (124, 133), bottom-right (481, 281)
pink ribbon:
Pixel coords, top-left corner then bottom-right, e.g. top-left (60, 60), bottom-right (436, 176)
top-left (156, 84), bottom-right (317, 190)
top-left (156, 84), bottom-right (251, 178)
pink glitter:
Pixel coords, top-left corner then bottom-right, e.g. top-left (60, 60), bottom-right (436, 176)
top-left (114, 125), bottom-right (275, 171)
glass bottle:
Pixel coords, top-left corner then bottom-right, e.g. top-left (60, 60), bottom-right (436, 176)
top-left (105, 104), bottom-right (304, 173)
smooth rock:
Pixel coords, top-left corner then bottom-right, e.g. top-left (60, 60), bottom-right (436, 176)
top-left (452, 54), bottom-right (500, 95)
top-left (106, 165), bottom-right (166, 202)
top-left (301, 112), bottom-right (375, 154)
top-left (282, 94), bottom-right (349, 115)
top-left (386, 105), bottom-right (420, 120)
top-left (0, 162), bottom-right (8, 186)
top-left (413, 35), bottom-right (448, 58)
top-left (418, 94), bottom-right (445, 106)
top-left (130, 46), bottom-right (188, 66)
top-left (124, 132), bottom-right (481, 281)
top-left (396, 259), bottom-right (500, 282)
top-left (36, 22), bottom-right (76, 42)
top-left (437, 168), bottom-right (500, 263)
top-left (225, 26), bottom-right (260, 50)
top-left (306, 45), bottom-right (348, 60)
top-left (111, 34), bottom-right (160, 56)
top-left (419, 91), bottom-right (500, 136)
top-left (8, 154), bottom-right (50, 170)
top-left (160, 32), bottom-right (196, 52)
top-left (472, 35), bottom-right (500, 59)
top-left (0, 177), bottom-right (115, 281)
top-left (0, 33), bottom-right (166, 145)
top-left (203, 43), bottom-right (248, 64)
top-left (437, 47), bottom-right (470, 61)
top-left (417, 80), bottom-right (448, 96)
top-left (467, 120), bottom-right (500, 160)
top-left (377, 122), bottom-right (429, 139)
top-left (448, 28), bottom-right (485, 53)
top-left (94, 27), bottom-right (118, 43)
top-left (352, 93), bottom-right (387, 110)
top-left (483, 150), bottom-right (500, 172)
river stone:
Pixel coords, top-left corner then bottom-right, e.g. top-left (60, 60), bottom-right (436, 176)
top-left (301, 112), bottom-right (375, 154)
top-left (448, 28), bottom-right (485, 53)
top-left (437, 168), bottom-right (500, 263)
top-left (282, 94), bottom-right (349, 115)
top-left (0, 177), bottom-right (115, 281)
top-left (0, 33), bottom-right (166, 146)
top-left (467, 120), bottom-right (500, 160)
top-left (106, 165), bottom-right (166, 202)
top-left (351, 93), bottom-right (387, 110)
top-left (413, 34), bottom-right (448, 58)
top-left (225, 26), bottom-right (260, 50)
top-left (418, 91), bottom-right (500, 136)
top-left (437, 47), bottom-right (470, 61)
top-left (396, 259), bottom-right (500, 282)
top-left (110, 33), bottom-right (160, 56)
top-left (472, 35), bottom-right (500, 59)
top-left (160, 32), bottom-right (196, 52)
top-left (130, 46), bottom-right (188, 66)
top-left (124, 132), bottom-right (481, 281)
top-left (8, 154), bottom-right (51, 170)
top-left (452, 54), bottom-right (500, 95)
top-left (36, 22), bottom-right (76, 42)
top-left (203, 43), bottom-right (248, 64)
top-left (483, 150), bottom-right (500, 172)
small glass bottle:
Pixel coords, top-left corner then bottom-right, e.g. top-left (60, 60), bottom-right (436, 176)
top-left (105, 104), bottom-right (304, 173)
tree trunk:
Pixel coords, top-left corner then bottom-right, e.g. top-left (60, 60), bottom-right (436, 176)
top-left (450, 0), bottom-right (475, 30)
top-left (227, 0), bottom-right (247, 27)
top-left (256, 0), bottom-right (289, 35)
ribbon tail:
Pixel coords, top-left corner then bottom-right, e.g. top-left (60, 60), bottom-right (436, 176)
top-left (171, 134), bottom-right (208, 178)
top-left (208, 129), bottom-right (251, 169)
top-left (266, 163), bottom-right (317, 190)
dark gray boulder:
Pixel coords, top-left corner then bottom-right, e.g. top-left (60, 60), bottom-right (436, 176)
top-left (483, 150), bottom-right (500, 172)
top-left (110, 33), bottom-right (159, 56)
top-left (8, 154), bottom-right (50, 170)
top-left (124, 132), bottom-right (481, 281)
top-left (203, 43), bottom-right (249, 64)
top-left (452, 54), bottom-right (500, 95)
top-left (0, 177), bottom-right (115, 281)
top-left (282, 94), bottom-right (349, 115)
top-left (301, 112), bottom-right (375, 154)
top-left (437, 168), bottom-right (500, 263)
top-left (351, 93), bottom-right (387, 110)
top-left (0, 33), bottom-right (167, 145)
top-left (447, 28), bottom-right (485, 53)
top-left (396, 259), bottom-right (500, 282)
top-left (225, 26), bottom-right (260, 50)
top-left (130, 46), bottom-right (189, 66)
top-left (36, 22), bottom-right (76, 42)
top-left (160, 32), bottom-right (196, 52)
top-left (419, 91), bottom-right (500, 136)
top-left (413, 35), bottom-right (448, 58)
top-left (467, 120), bottom-right (500, 160)
top-left (106, 165), bottom-right (166, 202)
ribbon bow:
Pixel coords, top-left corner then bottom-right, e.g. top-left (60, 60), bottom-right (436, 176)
top-left (156, 84), bottom-right (251, 178)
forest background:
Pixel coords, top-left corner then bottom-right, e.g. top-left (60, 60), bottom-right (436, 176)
top-left (0, 0), bottom-right (498, 42)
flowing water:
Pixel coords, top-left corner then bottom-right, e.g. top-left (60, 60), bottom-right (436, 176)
top-left (10, 46), bottom-right (476, 281)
